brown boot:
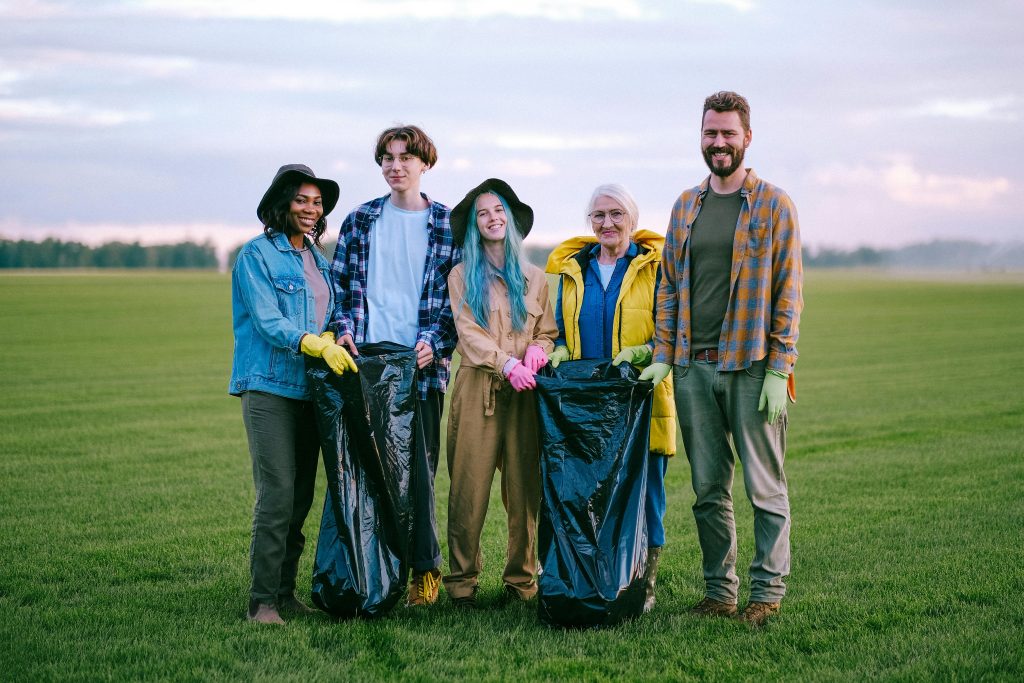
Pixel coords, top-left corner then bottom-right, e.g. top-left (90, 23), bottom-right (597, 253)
top-left (739, 601), bottom-right (780, 627)
top-left (642, 547), bottom-right (661, 613)
top-left (278, 594), bottom-right (316, 616)
top-left (687, 596), bottom-right (738, 618)
top-left (406, 568), bottom-right (441, 606)
top-left (247, 601), bottom-right (285, 625)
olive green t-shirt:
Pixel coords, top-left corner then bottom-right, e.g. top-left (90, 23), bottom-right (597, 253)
top-left (690, 188), bottom-right (744, 351)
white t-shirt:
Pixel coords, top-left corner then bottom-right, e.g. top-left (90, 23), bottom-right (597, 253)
top-left (598, 261), bottom-right (616, 289)
top-left (365, 199), bottom-right (430, 346)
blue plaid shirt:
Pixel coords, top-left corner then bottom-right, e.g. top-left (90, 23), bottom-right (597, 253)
top-left (330, 193), bottom-right (461, 399)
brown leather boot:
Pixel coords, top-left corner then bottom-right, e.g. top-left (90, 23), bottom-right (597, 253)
top-left (247, 600), bottom-right (285, 625)
top-left (687, 596), bottom-right (738, 618)
top-left (278, 594), bottom-right (316, 616)
top-left (642, 547), bottom-right (661, 613)
top-left (739, 601), bottom-right (781, 627)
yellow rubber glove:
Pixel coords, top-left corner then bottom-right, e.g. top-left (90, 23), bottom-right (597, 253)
top-left (612, 344), bottom-right (653, 367)
top-left (638, 362), bottom-right (671, 385)
top-left (319, 330), bottom-right (336, 344)
top-left (300, 333), bottom-right (357, 375)
top-left (758, 371), bottom-right (788, 424)
top-left (547, 345), bottom-right (571, 368)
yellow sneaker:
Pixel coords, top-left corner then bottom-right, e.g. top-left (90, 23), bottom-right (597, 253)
top-left (406, 568), bottom-right (441, 606)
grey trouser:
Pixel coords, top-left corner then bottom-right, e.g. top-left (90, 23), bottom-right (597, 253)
top-left (673, 357), bottom-right (790, 603)
top-left (241, 391), bottom-right (319, 604)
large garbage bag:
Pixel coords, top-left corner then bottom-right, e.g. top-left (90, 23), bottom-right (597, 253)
top-left (535, 359), bottom-right (654, 628)
top-left (306, 342), bottom-right (418, 619)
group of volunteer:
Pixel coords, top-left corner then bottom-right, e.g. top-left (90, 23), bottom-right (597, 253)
top-left (229, 90), bottom-right (803, 629)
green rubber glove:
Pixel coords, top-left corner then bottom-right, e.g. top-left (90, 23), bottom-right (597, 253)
top-left (638, 362), bottom-right (671, 385)
top-left (547, 345), bottom-right (571, 368)
top-left (612, 344), bottom-right (653, 367)
top-left (758, 372), bottom-right (788, 424)
top-left (300, 333), bottom-right (358, 375)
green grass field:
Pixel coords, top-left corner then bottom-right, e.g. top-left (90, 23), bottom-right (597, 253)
top-left (2, 270), bottom-right (1022, 681)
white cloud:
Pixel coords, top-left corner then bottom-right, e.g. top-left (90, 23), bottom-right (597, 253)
top-left (497, 159), bottom-right (556, 176)
top-left (0, 67), bottom-right (22, 95)
top-left (812, 156), bottom-right (1011, 209)
top-left (686, 0), bottom-right (756, 12)
top-left (910, 97), bottom-right (1017, 122)
top-left (0, 0), bottom-right (69, 19)
top-left (850, 97), bottom-right (1018, 125)
top-left (0, 98), bottom-right (152, 126)
top-left (131, 0), bottom-right (654, 22)
top-left (206, 65), bottom-right (364, 94)
top-left (492, 132), bottom-right (638, 151)
top-left (5, 48), bottom-right (196, 78)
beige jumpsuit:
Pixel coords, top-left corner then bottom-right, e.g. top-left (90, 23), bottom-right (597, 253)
top-left (442, 261), bottom-right (557, 600)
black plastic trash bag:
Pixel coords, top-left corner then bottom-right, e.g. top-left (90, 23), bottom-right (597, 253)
top-left (306, 342), bottom-right (418, 619)
top-left (535, 359), bottom-right (654, 628)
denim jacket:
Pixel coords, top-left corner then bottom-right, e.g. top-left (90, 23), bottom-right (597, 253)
top-left (229, 231), bottom-right (334, 400)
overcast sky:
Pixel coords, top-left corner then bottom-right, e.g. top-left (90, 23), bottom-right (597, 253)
top-left (1, 0), bottom-right (1021, 259)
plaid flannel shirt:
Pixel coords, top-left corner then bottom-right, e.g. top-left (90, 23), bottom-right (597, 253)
top-left (653, 169), bottom-right (803, 373)
top-left (330, 193), bottom-right (461, 398)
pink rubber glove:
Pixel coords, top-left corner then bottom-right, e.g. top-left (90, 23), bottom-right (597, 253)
top-left (505, 361), bottom-right (537, 392)
top-left (523, 344), bottom-right (548, 373)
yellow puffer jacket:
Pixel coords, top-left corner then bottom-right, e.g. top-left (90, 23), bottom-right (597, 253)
top-left (545, 229), bottom-right (676, 457)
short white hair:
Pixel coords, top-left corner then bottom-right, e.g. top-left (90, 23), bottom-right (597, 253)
top-left (586, 183), bottom-right (639, 233)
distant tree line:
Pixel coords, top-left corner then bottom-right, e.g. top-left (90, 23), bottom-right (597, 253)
top-left (5, 236), bottom-right (1022, 271)
top-left (0, 238), bottom-right (218, 269)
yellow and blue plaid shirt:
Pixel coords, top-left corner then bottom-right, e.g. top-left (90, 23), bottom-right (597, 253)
top-left (653, 168), bottom-right (803, 373)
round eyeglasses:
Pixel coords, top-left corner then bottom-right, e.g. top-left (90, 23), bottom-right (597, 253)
top-left (589, 210), bottom-right (626, 225)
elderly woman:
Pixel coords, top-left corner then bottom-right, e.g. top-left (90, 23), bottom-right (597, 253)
top-left (544, 183), bottom-right (676, 612)
top-left (229, 164), bottom-right (356, 624)
top-left (442, 178), bottom-right (558, 608)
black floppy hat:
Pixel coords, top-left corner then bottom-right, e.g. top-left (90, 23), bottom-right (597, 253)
top-left (450, 178), bottom-right (534, 246)
top-left (256, 164), bottom-right (340, 223)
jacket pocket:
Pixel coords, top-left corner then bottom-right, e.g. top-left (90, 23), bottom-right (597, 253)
top-left (273, 276), bottom-right (305, 319)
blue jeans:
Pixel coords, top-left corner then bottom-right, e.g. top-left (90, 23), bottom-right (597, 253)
top-left (646, 454), bottom-right (668, 548)
top-left (673, 358), bottom-right (790, 604)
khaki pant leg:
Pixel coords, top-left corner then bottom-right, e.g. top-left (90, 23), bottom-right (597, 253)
top-left (498, 385), bottom-right (542, 598)
top-left (443, 368), bottom-right (501, 599)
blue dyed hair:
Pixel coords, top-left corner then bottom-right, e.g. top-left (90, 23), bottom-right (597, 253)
top-left (461, 192), bottom-right (529, 331)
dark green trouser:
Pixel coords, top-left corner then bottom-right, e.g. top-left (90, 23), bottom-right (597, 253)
top-left (241, 391), bottom-right (319, 604)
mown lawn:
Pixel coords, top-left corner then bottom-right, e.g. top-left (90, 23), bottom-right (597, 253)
top-left (1, 269), bottom-right (1022, 681)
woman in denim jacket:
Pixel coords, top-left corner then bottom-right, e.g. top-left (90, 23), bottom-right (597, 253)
top-left (229, 164), bottom-right (355, 625)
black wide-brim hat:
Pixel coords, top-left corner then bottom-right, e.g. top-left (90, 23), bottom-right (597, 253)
top-left (450, 178), bottom-right (533, 246)
top-left (256, 164), bottom-right (340, 222)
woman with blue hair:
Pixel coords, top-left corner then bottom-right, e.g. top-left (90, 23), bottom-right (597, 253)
top-left (442, 178), bottom-right (557, 608)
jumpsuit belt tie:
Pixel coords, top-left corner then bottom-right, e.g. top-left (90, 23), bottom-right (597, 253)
top-left (484, 374), bottom-right (501, 417)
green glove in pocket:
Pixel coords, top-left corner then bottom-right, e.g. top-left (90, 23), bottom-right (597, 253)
top-left (758, 372), bottom-right (788, 424)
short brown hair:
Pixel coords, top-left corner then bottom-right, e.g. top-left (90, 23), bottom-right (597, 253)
top-left (374, 124), bottom-right (438, 167)
top-left (703, 91), bottom-right (751, 132)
